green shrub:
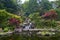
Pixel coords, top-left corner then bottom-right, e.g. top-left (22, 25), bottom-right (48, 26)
top-left (0, 10), bottom-right (22, 30)
top-left (4, 27), bottom-right (9, 32)
top-left (29, 12), bottom-right (57, 28)
top-left (55, 8), bottom-right (60, 21)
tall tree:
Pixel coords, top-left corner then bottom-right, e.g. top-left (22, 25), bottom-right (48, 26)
top-left (56, 0), bottom-right (60, 8)
top-left (23, 0), bottom-right (39, 16)
top-left (38, 0), bottom-right (52, 16)
top-left (0, 0), bottom-right (21, 14)
top-left (22, 0), bottom-right (52, 16)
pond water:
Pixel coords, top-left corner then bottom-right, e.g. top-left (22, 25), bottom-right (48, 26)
top-left (0, 32), bottom-right (60, 40)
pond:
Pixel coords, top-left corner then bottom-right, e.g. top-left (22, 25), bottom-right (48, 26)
top-left (0, 32), bottom-right (60, 40)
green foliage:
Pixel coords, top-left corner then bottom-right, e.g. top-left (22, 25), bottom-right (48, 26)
top-left (56, 0), bottom-right (60, 7)
top-left (29, 12), bottom-right (41, 28)
top-left (0, 10), bottom-right (22, 29)
top-left (55, 8), bottom-right (60, 20)
top-left (29, 12), bottom-right (57, 28)
top-left (4, 27), bottom-right (9, 32)
top-left (22, 0), bottom-right (39, 16)
top-left (0, 33), bottom-right (60, 40)
top-left (0, 0), bottom-right (21, 14)
top-left (39, 0), bottom-right (52, 16)
top-left (22, 0), bottom-right (52, 16)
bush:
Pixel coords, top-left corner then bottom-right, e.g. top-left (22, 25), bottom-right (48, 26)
top-left (55, 8), bottom-right (60, 21)
top-left (0, 10), bottom-right (22, 30)
top-left (29, 12), bottom-right (57, 28)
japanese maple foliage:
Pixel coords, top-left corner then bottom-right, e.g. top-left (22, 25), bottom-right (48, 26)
top-left (9, 18), bottom-right (20, 25)
top-left (42, 10), bottom-right (57, 19)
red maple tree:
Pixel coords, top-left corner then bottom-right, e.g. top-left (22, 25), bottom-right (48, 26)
top-left (42, 10), bottom-right (57, 19)
top-left (8, 18), bottom-right (20, 25)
